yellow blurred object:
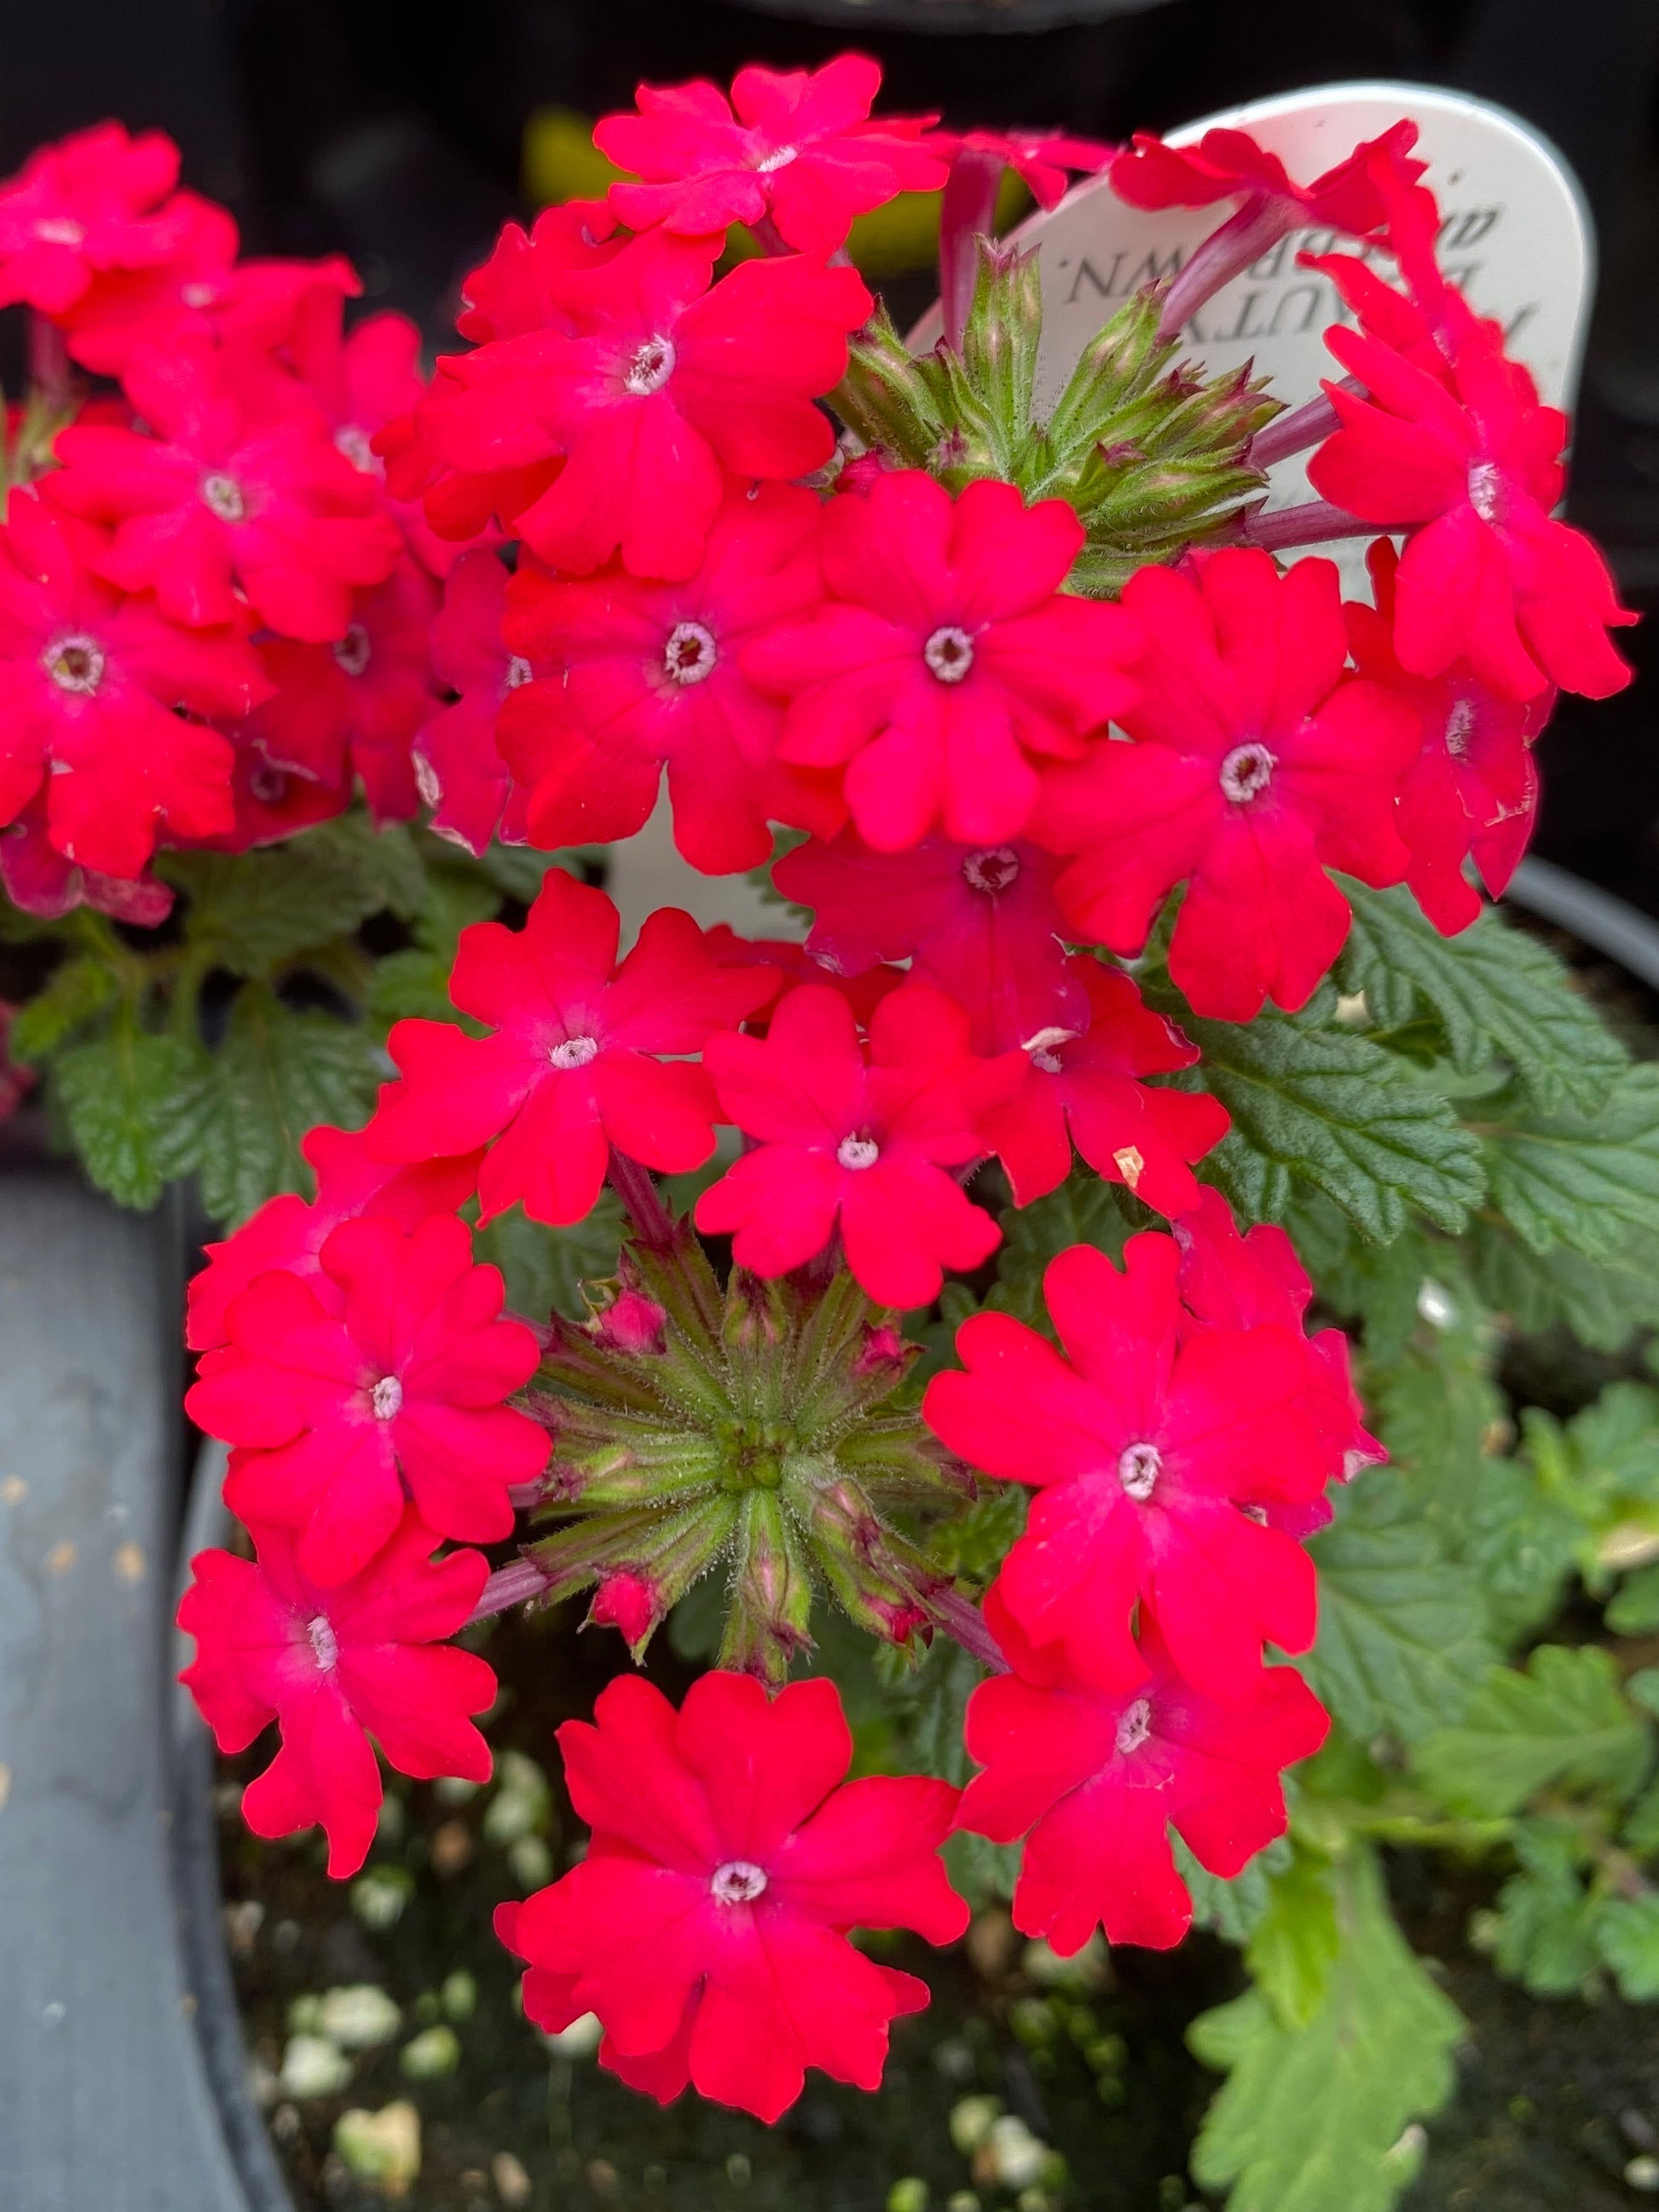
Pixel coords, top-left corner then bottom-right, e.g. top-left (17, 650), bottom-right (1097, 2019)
top-left (521, 106), bottom-right (1030, 278)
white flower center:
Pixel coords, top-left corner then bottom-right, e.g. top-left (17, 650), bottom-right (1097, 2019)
top-left (43, 633), bottom-right (105, 695)
top-left (1444, 698), bottom-right (1476, 759)
top-left (200, 471), bottom-right (247, 523)
top-left (307, 1614), bottom-right (339, 1670)
top-left (710, 1859), bottom-right (768, 1905)
top-left (836, 1135), bottom-right (880, 1172)
top-left (505, 655), bottom-right (534, 690)
top-left (248, 761), bottom-right (288, 805)
top-left (1118, 1442), bottom-right (1161, 1501)
top-left (1219, 742), bottom-right (1275, 804)
top-left (962, 846), bottom-right (1020, 896)
top-left (181, 280), bottom-right (221, 310)
top-left (332, 623), bottom-right (372, 678)
top-left (371, 1375), bottom-right (403, 1421)
top-left (1023, 1025), bottom-right (1077, 1077)
top-left (1467, 461), bottom-right (1503, 523)
top-left (923, 625), bottom-right (975, 684)
top-left (333, 423), bottom-right (377, 472)
top-left (754, 145), bottom-right (799, 174)
top-left (623, 335), bottom-right (677, 397)
top-left (551, 1034), bottom-right (600, 1070)
top-left (663, 620), bottom-right (718, 687)
top-left (1114, 1696), bottom-right (1152, 1757)
top-left (33, 217), bottom-right (84, 246)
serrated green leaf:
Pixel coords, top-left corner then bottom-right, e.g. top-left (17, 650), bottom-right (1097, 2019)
top-left (1609, 1563), bottom-right (1659, 1634)
top-left (1595, 1892), bottom-right (1659, 1999)
top-left (1477, 1063), bottom-right (1659, 1257)
top-left (474, 1196), bottom-right (623, 1325)
top-left (990, 1173), bottom-right (1136, 1328)
top-left (9, 956), bottom-right (117, 1062)
top-left (1304, 1474), bottom-right (1496, 1741)
top-left (163, 813), bottom-right (425, 977)
top-left (1188, 1845), bottom-right (1460, 2212)
top-left (1460, 1458), bottom-right (1581, 1643)
top-left (1244, 1851), bottom-right (1341, 2030)
top-left (1467, 1216), bottom-right (1659, 1351)
top-left (1158, 991), bottom-right (1485, 1239)
top-left (153, 985), bottom-right (382, 1223)
top-left (1338, 884), bottom-right (1627, 1112)
top-left (1486, 1818), bottom-right (1604, 1994)
top-left (1413, 1644), bottom-right (1651, 1817)
top-left (53, 1016), bottom-right (194, 1209)
top-left (1174, 1834), bottom-right (1291, 1945)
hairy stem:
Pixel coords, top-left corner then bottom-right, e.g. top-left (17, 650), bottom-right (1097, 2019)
top-left (939, 148), bottom-right (1004, 353)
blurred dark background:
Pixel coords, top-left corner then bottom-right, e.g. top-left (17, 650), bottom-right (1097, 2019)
top-left (1, 0), bottom-right (1656, 912)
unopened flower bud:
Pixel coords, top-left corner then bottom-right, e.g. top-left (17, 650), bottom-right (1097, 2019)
top-left (590, 1289), bottom-right (667, 1356)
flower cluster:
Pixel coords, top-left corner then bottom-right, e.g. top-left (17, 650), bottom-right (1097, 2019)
top-left (151, 52), bottom-right (1633, 2127)
top-left (0, 122), bottom-right (489, 915)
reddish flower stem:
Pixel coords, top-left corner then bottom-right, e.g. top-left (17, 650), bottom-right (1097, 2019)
top-left (939, 148), bottom-right (1003, 352)
top-left (27, 312), bottom-right (71, 411)
top-left (465, 1556), bottom-right (552, 1625)
top-left (1158, 193), bottom-right (1294, 340)
top-left (929, 1585), bottom-right (1009, 1673)
top-left (1236, 498), bottom-right (1379, 553)
top-left (606, 1146), bottom-right (678, 1250)
top-left (1246, 382), bottom-right (1356, 470)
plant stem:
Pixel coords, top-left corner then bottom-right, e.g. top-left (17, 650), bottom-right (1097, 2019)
top-left (929, 1585), bottom-right (1009, 1673)
top-left (606, 1146), bottom-right (677, 1250)
top-left (465, 1556), bottom-right (552, 1625)
top-left (939, 148), bottom-right (1003, 353)
top-left (1158, 193), bottom-right (1293, 340)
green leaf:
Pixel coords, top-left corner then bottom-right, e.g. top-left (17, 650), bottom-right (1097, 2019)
top-left (1467, 1216), bottom-right (1659, 1352)
top-left (474, 1196), bottom-right (623, 1325)
top-left (1622, 1779), bottom-right (1659, 1855)
top-left (1304, 1474), bottom-right (1496, 1742)
top-left (1413, 1644), bottom-right (1652, 1817)
top-left (1608, 1563), bottom-right (1659, 1634)
top-left (1594, 1893), bottom-right (1659, 2000)
top-left (54, 1016), bottom-right (194, 1210)
top-left (153, 985), bottom-right (383, 1224)
top-left (9, 956), bottom-right (117, 1062)
top-left (469, 844), bottom-right (594, 904)
top-left (989, 1173), bottom-right (1136, 1328)
top-left (1483, 1818), bottom-right (1604, 1995)
top-left (164, 814), bottom-right (425, 977)
top-left (367, 863), bottom-right (501, 1030)
top-left (1175, 1835), bottom-right (1291, 1946)
top-left (1477, 1063), bottom-right (1659, 1257)
top-left (1338, 885), bottom-right (1627, 1112)
top-left (1244, 1852), bottom-right (1341, 2030)
top-left (1157, 990), bottom-right (1486, 1239)
top-left (1459, 1458), bottom-right (1581, 1643)
top-left (1188, 1846), bottom-right (1460, 2212)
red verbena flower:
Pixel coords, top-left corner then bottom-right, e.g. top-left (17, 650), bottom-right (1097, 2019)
top-left (937, 128), bottom-right (1113, 211)
top-left (744, 471), bottom-right (1141, 852)
top-left (413, 546), bottom-right (534, 854)
top-left (47, 335), bottom-right (403, 642)
top-left (61, 194), bottom-right (357, 378)
top-left (178, 1508), bottom-right (494, 1879)
top-left (1309, 323), bottom-right (1633, 702)
top-left (1171, 1189), bottom-right (1379, 1536)
top-left (773, 829), bottom-right (1080, 1054)
top-left (369, 869), bottom-right (772, 1227)
top-left (175, 720), bottom-right (352, 855)
top-left (703, 926), bottom-right (904, 1031)
top-left (980, 956), bottom-right (1230, 1215)
top-left (499, 480), bottom-right (830, 872)
top-left (922, 1233), bottom-right (1329, 1695)
top-left (454, 200), bottom-right (622, 345)
top-left (0, 789), bottom-right (175, 923)
top-left (188, 1212), bottom-right (548, 1585)
top-left (244, 553), bottom-right (441, 823)
top-left (1031, 548), bottom-right (1419, 1022)
top-left (417, 231), bottom-right (870, 579)
top-left (1111, 120), bottom-right (1419, 231)
top-left (697, 980), bottom-right (1022, 1308)
top-left (1346, 537), bottom-right (1550, 933)
top-left (957, 1586), bottom-right (1327, 1951)
top-left (0, 494), bottom-right (264, 876)
top-left (0, 122), bottom-right (194, 315)
top-left (495, 1669), bottom-right (968, 2121)
top-left (187, 1119), bottom-right (482, 1351)
top-left (596, 55), bottom-right (946, 257)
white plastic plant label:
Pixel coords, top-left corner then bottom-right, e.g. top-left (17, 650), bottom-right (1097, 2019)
top-left (913, 81), bottom-right (1593, 419)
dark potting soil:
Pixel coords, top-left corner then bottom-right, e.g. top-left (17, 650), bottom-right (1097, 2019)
top-left (215, 1605), bottom-right (1659, 2212)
